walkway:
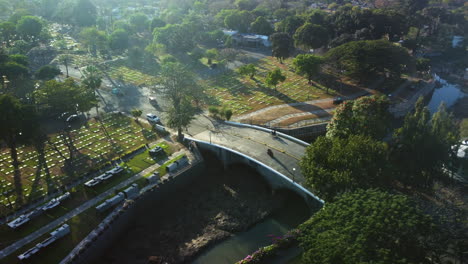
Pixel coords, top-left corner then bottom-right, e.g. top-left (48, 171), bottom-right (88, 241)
top-left (0, 149), bottom-right (188, 260)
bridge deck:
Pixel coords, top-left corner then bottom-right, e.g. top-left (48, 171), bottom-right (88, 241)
top-left (191, 122), bottom-right (307, 185)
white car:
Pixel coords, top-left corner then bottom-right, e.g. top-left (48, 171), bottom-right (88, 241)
top-left (146, 113), bottom-right (160, 123)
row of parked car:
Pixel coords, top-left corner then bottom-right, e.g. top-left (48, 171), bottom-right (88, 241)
top-left (84, 165), bottom-right (124, 187)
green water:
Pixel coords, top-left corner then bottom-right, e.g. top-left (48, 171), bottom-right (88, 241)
top-left (192, 194), bottom-right (311, 264)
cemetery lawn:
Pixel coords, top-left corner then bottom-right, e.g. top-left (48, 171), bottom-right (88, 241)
top-left (201, 56), bottom-right (337, 115)
top-left (0, 113), bottom-right (158, 217)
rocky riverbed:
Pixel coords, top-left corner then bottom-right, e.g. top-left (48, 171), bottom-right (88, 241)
top-left (97, 155), bottom-right (287, 264)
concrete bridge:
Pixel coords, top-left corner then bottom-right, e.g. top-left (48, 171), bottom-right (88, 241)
top-left (186, 119), bottom-right (324, 208)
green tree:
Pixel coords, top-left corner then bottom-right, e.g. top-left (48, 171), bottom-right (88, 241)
top-left (79, 27), bottom-right (107, 56)
top-left (265, 68), bottom-right (286, 89)
top-left (326, 39), bottom-right (411, 82)
top-left (155, 62), bottom-right (202, 138)
top-left (0, 95), bottom-right (32, 205)
top-left (300, 135), bottom-right (389, 200)
top-left (81, 65), bottom-right (102, 113)
top-left (224, 10), bottom-right (253, 33)
top-left (274, 15), bottom-right (304, 36)
top-left (294, 23), bottom-right (329, 50)
top-left (153, 23), bottom-right (195, 54)
top-left (391, 98), bottom-right (457, 187)
top-left (205, 48), bottom-right (218, 65)
top-left (150, 17), bottom-right (166, 32)
top-left (35, 65), bottom-right (61, 80)
top-left (237, 63), bottom-right (257, 79)
top-left (292, 54), bottom-right (324, 84)
top-left (327, 95), bottom-right (391, 139)
top-left (72, 0), bottom-right (96, 27)
top-left (270, 32), bottom-right (293, 63)
top-left (299, 189), bottom-right (435, 264)
top-left (129, 13), bottom-right (149, 32)
top-left (34, 78), bottom-right (96, 116)
top-left (131, 109), bottom-right (143, 121)
top-left (16, 16), bottom-right (43, 42)
top-left (0, 22), bottom-right (16, 46)
top-left (166, 100), bottom-right (197, 138)
top-left (57, 54), bottom-right (72, 78)
top-left (109, 29), bottom-right (129, 52)
top-left (250, 16), bottom-right (274, 36)
top-left (235, 0), bottom-right (257, 11)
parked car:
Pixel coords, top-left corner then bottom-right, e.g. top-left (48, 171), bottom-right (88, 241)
top-left (149, 96), bottom-right (157, 105)
top-left (149, 146), bottom-right (164, 156)
top-left (146, 113), bottom-right (160, 123)
top-left (333, 97), bottom-right (344, 105)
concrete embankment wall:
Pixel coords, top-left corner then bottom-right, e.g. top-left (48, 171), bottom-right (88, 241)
top-left (60, 160), bottom-right (205, 264)
top-left (186, 137), bottom-right (324, 209)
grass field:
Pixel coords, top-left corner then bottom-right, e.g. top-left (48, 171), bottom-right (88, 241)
top-left (0, 113), bottom-right (158, 217)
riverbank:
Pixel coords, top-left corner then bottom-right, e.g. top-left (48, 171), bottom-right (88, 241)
top-left (96, 153), bottom-right (288, 264)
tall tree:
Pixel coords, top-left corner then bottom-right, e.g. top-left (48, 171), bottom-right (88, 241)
top-left (391, 98), bottom-right (457, 187)
top-left (81, 65), bottom-right (102, 113)
top-left (294, 23), bottom-right (329, 50)
top-left (270, 32), bottom-right (293, 63)
top-left (35, 65), bottom-right (61, 80)
top-left (327, 95), bottom-right (391, 139)
top-left (155, 62), bottom-right (201, 138)
top-left (0, 95), bottom-right (35, 205)
top-left (265, 68), bottom-right (286, 89)
top-left (57, 54), bottom-right (72, 78)
top-left (250, 16), bottom-right (274, 36)
top-left (292, 54), bottom-right (324, 84)
top-left (300, 135), bottom-right (389, 200)
top-left (299, 189), bottom-right (436, 264)
top-left (109, 29), bottom-right (129, 52)
top-left (326, 39), bottom-right (411, 82)
top-left (237, 63), bottom-right (257, 79)
top-left (72, 0), bottom-right (97, 27)
top-left (129, 13), bottom-right (149, 32)
top-left (224, 10), bottom-right (253, 33)
top-left (79, 27), bottom-right (107, 56)
top-left (16, 16), bottom-right (43, 42)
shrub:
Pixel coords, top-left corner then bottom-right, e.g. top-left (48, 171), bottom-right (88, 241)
top-left (208, 106), bottom-right (219, 116)
top-left (224, 109), bottom-right (233, 121)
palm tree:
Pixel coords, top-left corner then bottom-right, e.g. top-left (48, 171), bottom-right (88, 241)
top-left (81, 65), bottom-right (102, 114)
top-left (58, 54), bottom-right (72, 78)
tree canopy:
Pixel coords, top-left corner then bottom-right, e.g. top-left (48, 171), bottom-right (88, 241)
top-left (265, 68), bottom-right (286, 89)
top-left (294, 23), bottom-right (328, 50)
top-left (326, 95), bottom-right (391, 140)
top-left (326, 39), bottom-right (411, 81)
top-left (391, 98), bottom-right (458, 187)
top-left (299, 189), bottom-right (435, 264)
top-left (300, 135), bottom-right (389, 200)
top-left (292, 54), bottom-right (324, 83)
top-left (270, 32), bottom-right (293, 63)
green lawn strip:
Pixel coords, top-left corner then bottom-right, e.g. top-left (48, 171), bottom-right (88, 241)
top-left (1, 208), bottom-right (105, 264)
top-left (157, 154), bottom-right (186, 176)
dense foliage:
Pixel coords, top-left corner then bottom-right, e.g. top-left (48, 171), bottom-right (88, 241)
top-left (300, 135), bottom-right (389, 200)
top-left (326, 95), bottom-right (391, 139)
top-left (299, 189), bottom-right (435, 264)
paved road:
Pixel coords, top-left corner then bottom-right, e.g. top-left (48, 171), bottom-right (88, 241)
top-left (188, 117), bottom-right (307, 184)
top-left (0, 149), bottom-right (187, 260)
